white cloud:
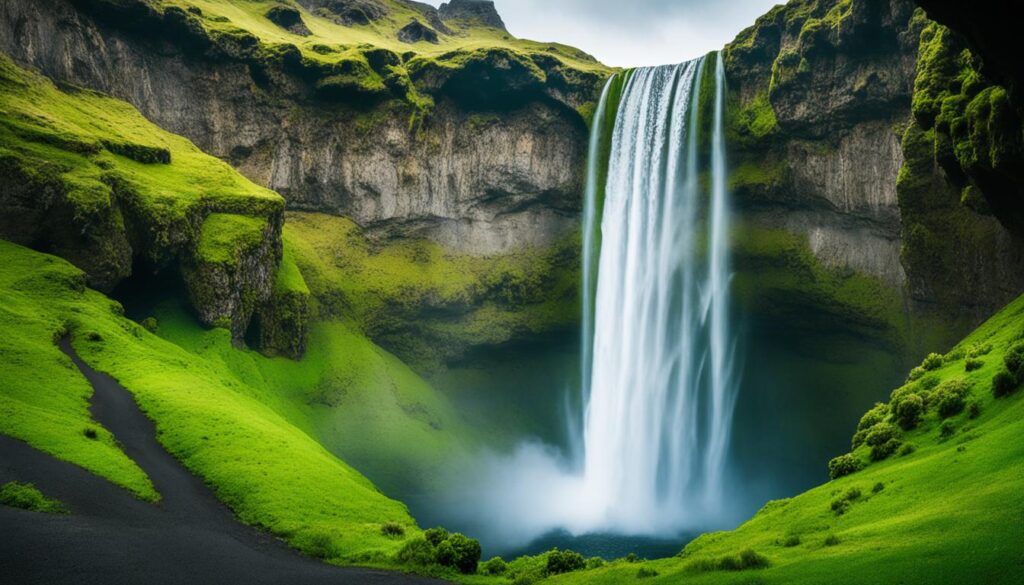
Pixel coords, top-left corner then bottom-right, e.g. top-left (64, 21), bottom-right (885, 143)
top-left (422, 0), bottom-right (782, 66)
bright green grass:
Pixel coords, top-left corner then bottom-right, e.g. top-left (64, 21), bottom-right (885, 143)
top-left (0, 481), bottom-right (68, 514)
top-left (547, 294), bottom-right (1024, 585)
top-left (0, 239), bottom-right (419, 564)
top-left (147, 296), bottom-right (478, 496)
top-left (0, 245), bottom-right (158, 501)
top-left (0, 53), bottom-right (282, 223)
top-left (175, 0), bottom-right (608, 74)
top-left (196, 213), bottom-right (269, 265)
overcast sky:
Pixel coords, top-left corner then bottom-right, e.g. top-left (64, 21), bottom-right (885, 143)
top-left (424, 0), bottom-right (782, 67)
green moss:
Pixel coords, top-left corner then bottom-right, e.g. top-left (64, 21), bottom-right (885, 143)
top-left (284, 212), bottom-right (579, 372)
top-left (0, 239), bottom-right (418, 564)
top-left (0, 481), bottom-right (67, 514)
top-left (195, 214), bottom-right (268, 266)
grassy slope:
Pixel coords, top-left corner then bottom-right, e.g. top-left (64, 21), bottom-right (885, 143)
top-left (547, 295), bottom-right (1024, 585)
top-left (0, 240), bottom-right (420, 564)
top-left (179, 0), bottom-right (607, 73)
top-left (0, 53), bottom-right (281, 223)
top-left (0, 481), bottom-right (68, 514)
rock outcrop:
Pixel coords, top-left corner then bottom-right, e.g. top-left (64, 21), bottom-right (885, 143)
top-left (398, 19), bottom-right (439, 44)
top-left (724, 0), bottom-right (1024, 332)
top-left (0, 0), bottom-right (596, 256)
top-left (439, 0), bottom-right (506, 30)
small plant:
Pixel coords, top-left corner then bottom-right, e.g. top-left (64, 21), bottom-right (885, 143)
top-left (921, 353), bottom-right (944, 371)
top-left (0, 481), bottom-right (66, 514)
top-left (968, 342), bottom-right (992, 357)
top-left (992, 368), bottom-right (1019, 398)
top-left (935, 378), bottom-right (970, 418)
top-left (828, 454), bottom-right (861, 479)
top-left (482, 557), bottom-right (507, 575)
top-left (445, 533), bottom-right (482, 574)
top-left (546, 549), bottom-right (586, 575)
top-left (586, 557), bottom-right (606, 569)
top-left (637, 566), bottom-right (659, 578)
top-left (380, 522), bottom-right (405, 538)
top-left (83, 427), bottom-right (98, 439)
top-left (872, 482), bottom-right (885, 493)
top-left (894, 394), bottom-right (924, 429)
top-left (845, 487), bottom-right (862, 501)
top-left (140, 316), bottom-right (159, 332)
top-left (939, 420), bottom-right (956, 440)
top-left (424, 526), bottom-right (449, 546)
top-left (965, 358), bottom-right (983, 372)
top-left (396, 538), bottom-right (434, 566)
top-left (968, 401), bottom-right (982, 419)
top-left (907, 366), bottom-right (926, 382)
top-left (830, 498), bottom-right (850, 516)
top-left (625, 553), bottom-right (640, 563)
top-left (1003, 341), bottom-right (1024, 376)
top-left (898, 443), bottom-right (916, 456)
top-left (300, 530), bottom-right (338, 560)
top-left (782, 535), bottom-right (801, 547)
top-left (823, 534), bottom-right (840, 546)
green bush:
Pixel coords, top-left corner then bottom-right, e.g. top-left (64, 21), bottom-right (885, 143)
top-left (898, 442), bottom-right (916, 456)
top-left (992, 368), bottom-right (1019, 397)
top-left (922, 352), bottom-right (944, 371)
top-left (871, 438), bottom-right (902, 461)
top-left (140, 316), bottom-right (159, 332)
top-left (396, 538), bottom-right (435, 566)
top-left (894, 393), bottom-right (924, 429)
top-left (828, 453), bottom-right (861, 479)
top-left (482, 557), bottom-right (508, 575)
top-left (586, 557), bottom-right (606, 569)
top-left (935, 379), bottom-right (969, 418)
top-left (968, 342), bottom-right (992, 357)
top-left (298, 530), bottom-right (338, 560)
top-left (435, 540), bottom-right (456, 567)
top-left (865, 423), bottom-right (899, 448)
top-left (782, 535), bottom-right (801, 547)
top-left (637, 566), bottom-right (659, 578)
top-left (0, 481), bottom-right (66, 514)
top-left (831, 499), bottom-right (850, 515)
top-left (380, 522), bottom-right (405, 538)
top-left (1003, 341), bottom-right (1024, 376)
top-left (546, 549), bottom-right (586, 575)
top-left (968, 401), bottom-right (982, 419)
top-left (445, 533), bottom-right (482, 574)
top-left (83, 427), bottom-right (98, 439)
top-left (939, 420), bottom-right (956, 440)
top-left (965, 358), bottom-right (983, 371)
top-left (872, 482), bottom-right (885, 493)
top-left (907, 366), bottom-right (926, 382)
top-left (424, 526), bottom-right (449, 546)
top-left (823, 534), bottom-right (840, 546)
top-left (857, 403), bottom-right (889, 430)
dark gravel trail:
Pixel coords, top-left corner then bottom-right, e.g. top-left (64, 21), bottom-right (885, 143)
top-left (0, 338), bottom-right (445, 585)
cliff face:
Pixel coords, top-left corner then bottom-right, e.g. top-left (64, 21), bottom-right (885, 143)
top-left (725, 0), bottom-right (1024, 339)
top-left (0, 0), bottom-right (594, 256)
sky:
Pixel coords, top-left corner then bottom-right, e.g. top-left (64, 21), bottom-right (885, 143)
top-left (424, 0), bottom-right (783, 67)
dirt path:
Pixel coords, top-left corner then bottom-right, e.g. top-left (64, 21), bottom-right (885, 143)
top-left (0, 338), bottom-right (445, 585)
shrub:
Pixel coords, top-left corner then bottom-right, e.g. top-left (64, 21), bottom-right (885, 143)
top-left (1004, 341), bottom-right (1024, 376)
top-left (828, 454), bottom-right (861, 479)
top-left (871, 438), bottom-right (902, 461)
top-left (935, 379), bottom-right (969, 418)
top-left (939, 420), bottom-right (956, 440)
top-left (872, 482), bottom-right (885, 493)
top-left (424, 526), bottom-right (449, 546)
top-left (637, 567), bottom-right (659, 578)
top-left (907, 366), bottom-right (926, 382)
top-left (546, 549), bottom-right (585, 575)
top-left (889, 386), bottom-right (917, 414)
top-left (920, 376), bottom-right (941, 391)
top-left (396, 538), bottom-right (434, 566)
top-left (586, 557), bottom-right (605, 569)
top-left (434, 540), bottom-right (456, 567)
top-left (625, 553), bottom-right (639, 563)
top-left (944, 348), bottom-right (965, 362)
top-left (965, 358), bottom-right (983, 371)
top-left (968, 342), bottom-right (992, 357)
top-left (992, 368), bottom-right (1019, 398)
top-left (968, 401), bottom-right (982, 419)
top-left (482, 557), bottom-right (508, 576)
top-left (857, 403), bottom-right (889, 430)
top-left (922, 353), bottom-right (944, 371)
top-left (823, 534), bottom-right (840, 546)
top-left (140, 316), bottom-right (158, 332)
top-left (445, 533), bottom-right (482, 574)
top-left (380, 522), bottom-right (405, 538)
top-left (831, 499), bottom-right (850, 515)
top-left (782, 535), bottom-right (801, 547)
top-left (845, 487), bottom-right (862, 501)
top-left (83, 427), bottom-right (98, 439)
top-left (898, 443), bottom-right (916, 456)
top-left (894, 394), bottom-right (924, 429)
top-left (865, 422), bottom-right (899, 448)
top-left (0, 481), bottom-right (66, 514)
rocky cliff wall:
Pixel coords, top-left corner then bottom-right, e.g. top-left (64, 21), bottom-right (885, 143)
top-left (0, 0), bottom-right (592, 255)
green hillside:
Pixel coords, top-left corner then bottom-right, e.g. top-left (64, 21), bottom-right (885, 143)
top-left (541, 295), bottom-right (1024, 584)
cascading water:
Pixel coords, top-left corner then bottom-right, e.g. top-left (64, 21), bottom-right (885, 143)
top-left (578, 54), bottom-right (738, 532)
top-left (439, 54), bottom-right (739, 550)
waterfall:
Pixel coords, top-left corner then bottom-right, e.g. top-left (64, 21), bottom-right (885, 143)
top-left (579, 54), bottom-right (738, 532)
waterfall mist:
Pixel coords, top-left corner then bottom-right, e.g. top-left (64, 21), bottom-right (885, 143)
top-left (436, 54), bottom-right (743, 552)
